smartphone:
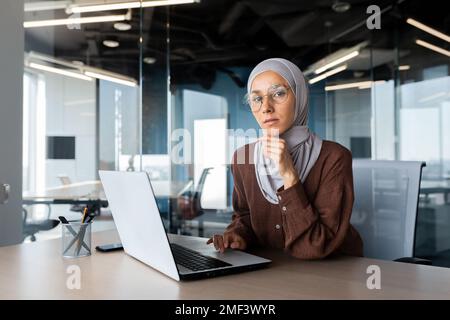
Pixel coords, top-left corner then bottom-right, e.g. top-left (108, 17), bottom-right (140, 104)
top-left (95, 243), bottom-right (123, 252)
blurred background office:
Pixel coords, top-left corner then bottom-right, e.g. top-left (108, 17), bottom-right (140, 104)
top-left (0, 0), bottom-right (449, 265)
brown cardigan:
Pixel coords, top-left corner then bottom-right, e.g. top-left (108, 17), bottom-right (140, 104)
top-left (225, 140), bottom-right (363, 259)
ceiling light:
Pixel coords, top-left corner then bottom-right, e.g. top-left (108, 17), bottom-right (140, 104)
top-left (103, 40), bottom-right (120, 48)
top-left (26, 51), bottom-right (138, 88)
top-left (407, 18), bottom-right (450, 43)
top-left (114, 22), bottom-right (132, 31)
top-left (309, 65), bottom-right (347, 84)
top-left (303, 41), bottom-right (368, 76)
top-left (398, 65), bottom-right (410, 71)
top-left (325, 80), bottom-right (385, 91)
top-left (357, 80), bottom-right (385, 89)
top-left (24, 0), bottom-right (71, 12)
top-left (68, 0), bottom-right (199, 14)
top-left (28, 62), bottom-right (93, 81)
top-left (331, 1), bottom-right (351, 13)
top-left (69, 1), bottom-right (140, 13)
top-left (24, 14), bottom-right (128, 28)
top-left (415, 39), bottom-right (450, 57)
top-left (143, 57), bottom-right (157, 64)
top-left (84, 71), bottom-right (137, 87)
top-left (315, 50), bottom-right (359, 74)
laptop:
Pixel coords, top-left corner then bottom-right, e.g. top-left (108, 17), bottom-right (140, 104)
top-left (98, 170), bottom-right (271, 281)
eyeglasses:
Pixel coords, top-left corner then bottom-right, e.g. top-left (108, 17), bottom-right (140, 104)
top-left (244, 85), bottom-right (290, 112)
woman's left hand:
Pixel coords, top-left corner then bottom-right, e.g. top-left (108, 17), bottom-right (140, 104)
top-left (260, 135), bottom-right (299, 189)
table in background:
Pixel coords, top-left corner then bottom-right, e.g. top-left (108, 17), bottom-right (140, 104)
top-left (23, 180), bottom-right (186, 230)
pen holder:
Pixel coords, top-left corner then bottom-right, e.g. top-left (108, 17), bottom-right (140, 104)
top-left (62, 222), bottom-right (92, 258)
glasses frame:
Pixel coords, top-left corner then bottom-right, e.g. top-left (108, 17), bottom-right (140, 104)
top-left (244, 84), bottom-right (291, 113)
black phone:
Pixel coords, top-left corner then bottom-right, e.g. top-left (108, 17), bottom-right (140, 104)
top-left (95, 243), bottom-right (123, 252)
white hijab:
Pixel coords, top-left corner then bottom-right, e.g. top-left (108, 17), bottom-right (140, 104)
top-left (247, 58), bottom-right (323, 204)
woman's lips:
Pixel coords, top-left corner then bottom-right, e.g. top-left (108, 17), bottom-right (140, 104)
top-left (264, 118), bottom-right (279, 126)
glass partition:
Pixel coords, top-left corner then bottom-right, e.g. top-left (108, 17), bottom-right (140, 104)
top-left (22, 0), bottom-right (141, 241)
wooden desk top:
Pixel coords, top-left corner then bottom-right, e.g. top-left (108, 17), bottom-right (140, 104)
top-left (1, 230), bottom-right (450, 299)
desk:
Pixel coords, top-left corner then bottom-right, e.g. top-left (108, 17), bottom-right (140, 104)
top-left (1, 230), bottom-right (450, 299)
top-left (420, 180), bottom-right (450, 204)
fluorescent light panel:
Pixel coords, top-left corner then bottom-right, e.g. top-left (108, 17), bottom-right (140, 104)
top-left (407, 18), bottom-right (450, 43)
top-left (84, 71), bottom-right (137, 87)
top-left (325, 80), bottom-right (385, 91)
top-left (69, 1), bottom-right (140, 13)
top-left (24, 14), bottom-right (127, 28)
top-left (24, 1), bottom-right (71, 12)
top-left (415, 39), bottom-right (450, 57)
top-left (29, 62), bottom-right (93, 81)
top-left (315, 50), bottom-right (359, 74)
top-left (357, 80), bottom-right (385, 89)
top-left (69, 0), bottom-right (198, 13)
top-left (398, 65), bottom-right (410, 71)
top-left (309, 65), bottom-right (347, 84)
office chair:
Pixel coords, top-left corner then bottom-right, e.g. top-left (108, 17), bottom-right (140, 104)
top-left (22, 205), bottom-right (60, 242)
top-left (351, 159), bottom-right (430, 264)
top-left (177, 166), bottom-right (233, 236)
top-left (176, 167), bottom-right (213, 221)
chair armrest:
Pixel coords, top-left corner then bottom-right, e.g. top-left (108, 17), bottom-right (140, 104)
top-left (394, 257), bottom-right (432, 265)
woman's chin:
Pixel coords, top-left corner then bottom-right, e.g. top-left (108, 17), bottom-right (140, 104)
top-left (262, 126), bottom-right (283, 135)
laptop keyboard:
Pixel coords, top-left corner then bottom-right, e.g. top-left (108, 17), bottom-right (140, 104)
top-left (170, 243), bottom-right (232, 271)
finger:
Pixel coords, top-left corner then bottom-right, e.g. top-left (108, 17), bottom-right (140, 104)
top-left (230, 241), bottom-right (240, 249)
top-left (213, 235), bottom-right (221, 250)
top-left (265, 149), bottom-right (282, 161)
top-left (216, 235), bottom-right (225, 253)
top-left (265, 146), bottom-right (282, 155)
top-left (230, 241), bottom-right (245, 250)
top-left (206, 238), bottom-right (213, 245)
top-left (225, 233), bottom-right (240, 248)
top-left (264, 140), bottom-right (285, 149)
top-left (223, 233), bottom-right (230, 248)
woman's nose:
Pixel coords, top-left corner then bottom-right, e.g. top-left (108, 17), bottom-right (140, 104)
top-left (261, 98), bottom-right (274, 113)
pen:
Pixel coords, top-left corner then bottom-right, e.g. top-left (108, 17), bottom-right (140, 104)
top-left (81, 207), bottom-right (88, 223)
top-left (75, 208), bottom-right (91, 255)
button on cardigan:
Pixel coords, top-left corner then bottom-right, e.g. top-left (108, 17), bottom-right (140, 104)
top-left (225, 140), bottom-right (363, 259)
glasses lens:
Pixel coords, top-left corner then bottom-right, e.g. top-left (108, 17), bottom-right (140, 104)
top-left (249, 94), bottom-right (262, 111)
top-left (271, 87), bottom-right (288, 103)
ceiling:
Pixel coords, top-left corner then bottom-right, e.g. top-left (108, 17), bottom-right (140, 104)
top-left (24, 0), bottom-right (450, 88)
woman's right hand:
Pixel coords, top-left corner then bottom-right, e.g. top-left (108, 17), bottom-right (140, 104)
top-left (206, 232), bottom-right (247, 253)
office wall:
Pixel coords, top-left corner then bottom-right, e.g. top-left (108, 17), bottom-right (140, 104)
top-left (0, 0), bottom-right (24, 246)
top-left (44, 73), bottom-right (96, 187)
top-left (328, 88), bottom-right (372, 153)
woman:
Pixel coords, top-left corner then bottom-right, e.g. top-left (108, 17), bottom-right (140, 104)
top-left (207, 58), bottom-right (363, 259)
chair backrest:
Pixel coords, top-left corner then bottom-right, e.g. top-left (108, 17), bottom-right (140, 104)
top-left (351, 160), bottom-right (425, 260)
